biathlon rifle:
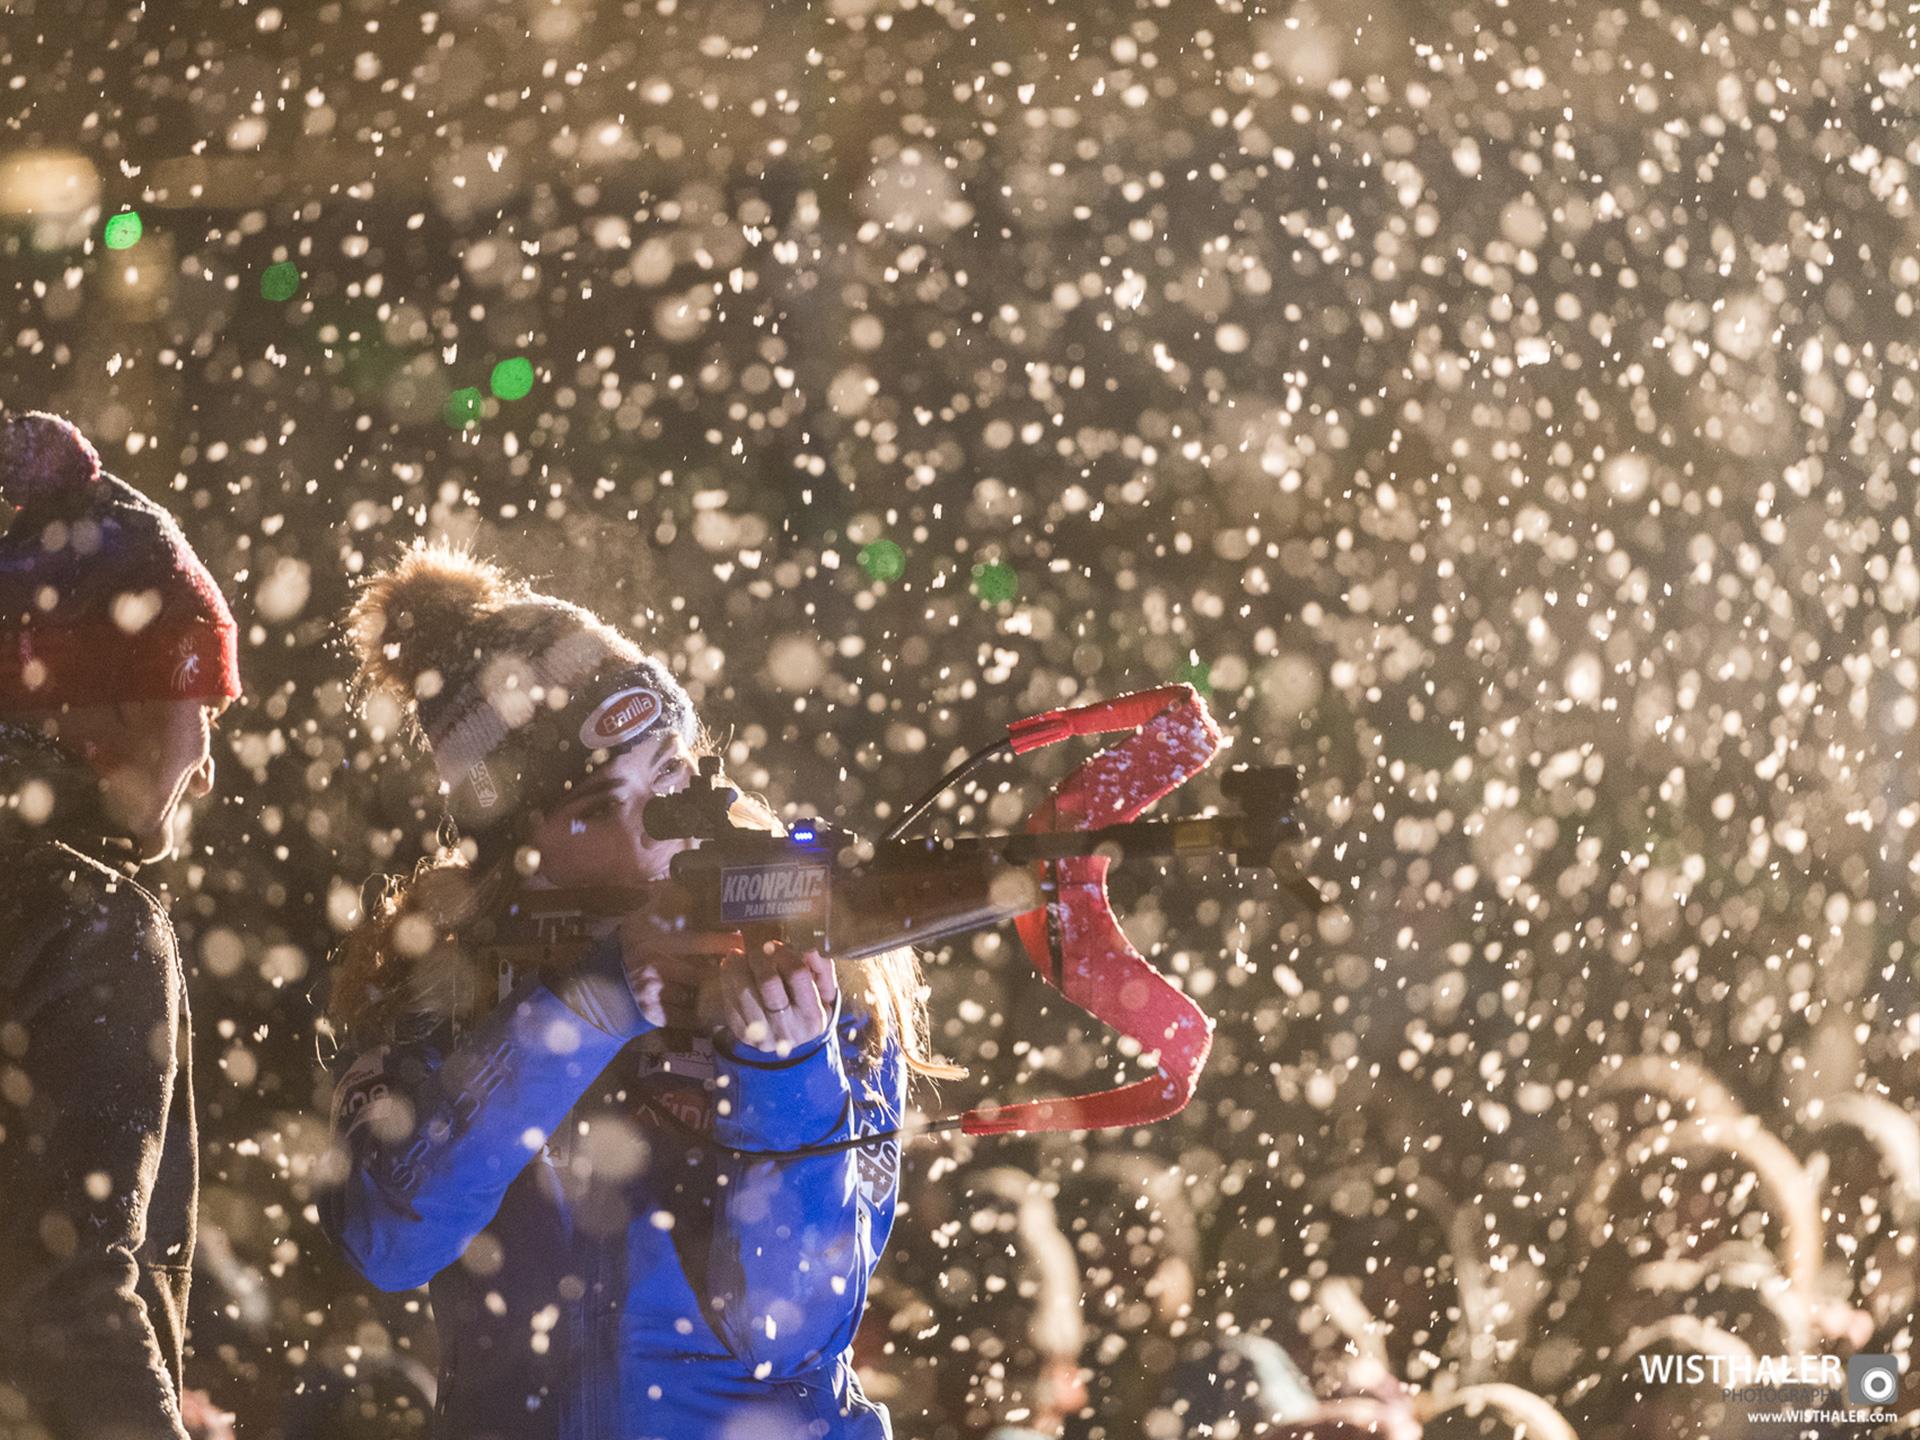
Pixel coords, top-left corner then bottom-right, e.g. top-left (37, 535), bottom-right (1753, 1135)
top-left (491, 684), bottom-right (1322, 1136)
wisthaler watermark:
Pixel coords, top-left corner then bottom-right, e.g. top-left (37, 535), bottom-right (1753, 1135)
top-left (1848, 1355), bottom-right (1901, 1408)
top-left (1635, 1351), bottom-right (1904, 1426)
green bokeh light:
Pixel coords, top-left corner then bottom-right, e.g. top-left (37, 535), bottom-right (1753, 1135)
top-left (1175, 655), bottom-right (1213, 696)
top-left (858, 539), bottom-right (906, 582)
top-left (102, 212), bottom-right (143, 250)
top-left (260, 261), bottom-right (302, 301)
top-left (970, 560), bottom-right (1018, 604)
top-left (490, 356), bottom-right (535, 400)
top-left (443, 386), bottom-right (485, 427)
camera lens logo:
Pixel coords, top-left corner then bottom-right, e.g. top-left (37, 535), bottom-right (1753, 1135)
top-left (1848, 1355), bottom-right (1900, 1407)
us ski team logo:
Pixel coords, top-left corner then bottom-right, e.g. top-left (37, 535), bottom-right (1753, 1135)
top-left (467, 758), bottom-right (500, 810)
top-left (579, 686), bottom-right (661, 749)
top-left (854, 1110), bottom-right (898, 1208)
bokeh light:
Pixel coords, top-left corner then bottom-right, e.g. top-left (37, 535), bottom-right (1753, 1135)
top-left (259, 261), bottom-right (301, 301)
top-left (442, 386), bottom-right (484, 428)
top-left (858, 539), bottom-right (906, 582)
top-left (970, 560), bottom-right (1017, 605)
top-left (100, 210), bottom-right (141, 249)
top-left (488, 356), bottom-right (535, 401)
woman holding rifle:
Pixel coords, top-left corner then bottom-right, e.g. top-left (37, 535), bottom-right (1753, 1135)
top-left (321, 543), bottom-right (953, 1440)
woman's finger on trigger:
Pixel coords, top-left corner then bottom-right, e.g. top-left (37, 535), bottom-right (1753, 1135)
top-left (744, 941), bottom-right (795, 1015)
top-left (730, 983), bottom-right (774, 1050)
top-left (743, 957), bottom-right (803, 1051)
top-left (803, 949), bottom-right (839, 1007)
top-left (785, 968), bottom-right (827, 1039)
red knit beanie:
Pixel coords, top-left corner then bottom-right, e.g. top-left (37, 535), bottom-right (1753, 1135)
top-left (0, 412), bottom-right (241, 711)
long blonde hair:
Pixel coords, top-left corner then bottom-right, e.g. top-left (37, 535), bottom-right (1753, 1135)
top-left (328, 745), bottom-right (961, 1083)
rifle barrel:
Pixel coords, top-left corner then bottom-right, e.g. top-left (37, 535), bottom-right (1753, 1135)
top-left (865, 813), bottom-right (1300, 869)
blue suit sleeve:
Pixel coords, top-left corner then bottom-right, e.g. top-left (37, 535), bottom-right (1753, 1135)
top-left (703, 1003), bottom-right (907, 1380)
top-left (322, 937), bottom-right (653, 1291)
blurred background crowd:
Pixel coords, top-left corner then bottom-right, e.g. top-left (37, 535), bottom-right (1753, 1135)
top-left (4, 0), bottom-right (1919, 1434)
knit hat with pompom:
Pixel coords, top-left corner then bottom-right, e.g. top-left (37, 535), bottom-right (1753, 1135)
top-left (0, 411), bottom-right (241, 711)
top-left (346, 543), bottom-right (698, 839)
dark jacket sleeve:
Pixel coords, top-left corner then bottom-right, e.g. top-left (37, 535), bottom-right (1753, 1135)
top-left (322, 937), bottom-right (654, 1291)
top-left (703, 1003), bottom-right (907, 1380)
top-left (0, 885), bottom-right (191, 1440)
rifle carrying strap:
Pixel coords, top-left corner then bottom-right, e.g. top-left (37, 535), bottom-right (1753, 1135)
top-left (960, 684), bottom-right (1220, 1136)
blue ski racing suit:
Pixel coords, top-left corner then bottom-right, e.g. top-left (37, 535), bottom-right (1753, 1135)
top-left (323, 937), bottom-right (906, 1440)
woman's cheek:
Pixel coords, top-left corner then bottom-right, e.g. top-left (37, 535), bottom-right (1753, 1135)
top-left (548, 828), bottom-right (605, 886)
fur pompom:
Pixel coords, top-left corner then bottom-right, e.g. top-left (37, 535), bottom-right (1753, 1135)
top-left (347, 543), bottom-right (523, 702)
top-left (1, 412), bottom-right (105, 515)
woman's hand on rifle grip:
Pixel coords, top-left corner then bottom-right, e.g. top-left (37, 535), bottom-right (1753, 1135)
top-left (724, 935), bottom-right (837, 1055)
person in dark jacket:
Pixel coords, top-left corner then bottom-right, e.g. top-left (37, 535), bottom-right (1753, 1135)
top-left (0, 412), bottom-right (242, 1440)
top-left (320, 544), bottom-right (957, 1440)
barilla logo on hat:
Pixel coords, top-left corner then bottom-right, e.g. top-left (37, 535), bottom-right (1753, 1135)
top-left (579, 685), bottom-right (662, 750)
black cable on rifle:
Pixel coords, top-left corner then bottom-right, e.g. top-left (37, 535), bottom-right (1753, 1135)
top-left (880, 738), bottom-right (1013, 843)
